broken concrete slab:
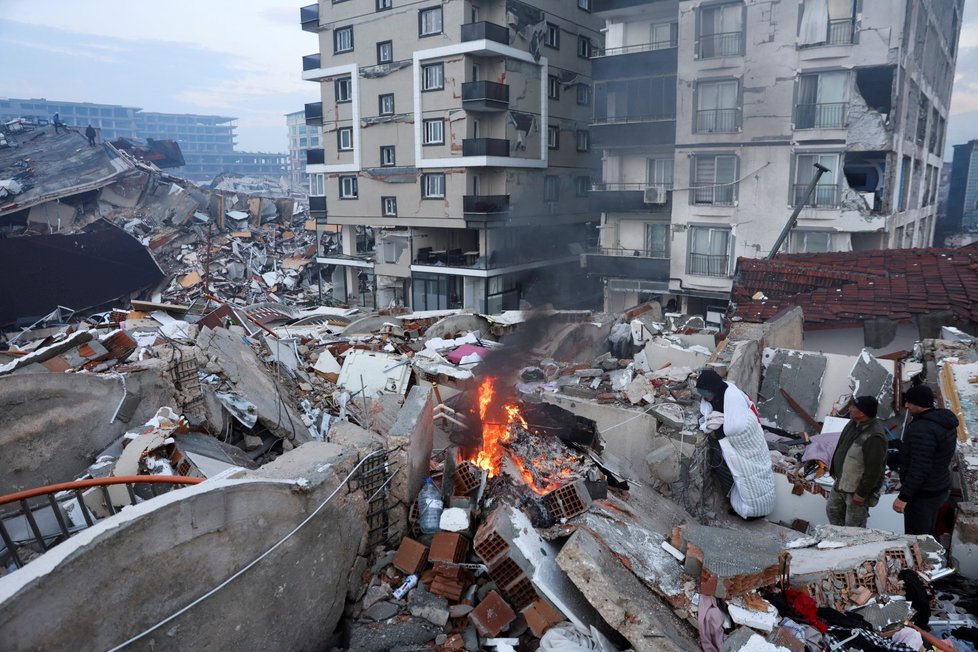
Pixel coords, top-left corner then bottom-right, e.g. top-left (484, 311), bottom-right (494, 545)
top-left (682, 524), bottom-right (784, 600)
top-left (758, 348), bottom-right (826, 433)
top-left (644, 338), bottom-right (711, 371)
top-left (348, 619), bottom-right (442, 652)
top-left (849, 350), bottom-right (895, 419)
top-left (408, 584), bottom-right (450, 627)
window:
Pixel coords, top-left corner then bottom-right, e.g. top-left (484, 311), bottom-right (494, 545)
top-left (692, 154), bottom-right (738, 205)
top-left (419, 7), bottom-right (443, 36)
top-left (575, 176), bottom-right (590, 197)
top-left (423, 119), bottom-right (444, 144)
top-left (546, 23), bottom-right (560, 48)
top-left (697, 2), bottom-right (744, 58)
top-left (310, 173), bottom-right (325, 196)
top-left (645, 223), bottom-right (669, 258)
top-left (791, 231), bottom-right (832, 253)
top-left (687, 226), bottom-right (732, 277)
top-left (576, 84), bottom-right (591, 106)
top-left (647, 158), bottom-right (674, 190)
top-left (793, 153), bottom-right (839, 207)
top-left (695, 80), bottom-right (739, 132)
top-left (577, 0), bottom-right (590, 10)
top-left (652, 23), bottom-right (677, 49)
top-left (382, 196), bottom-right (397, 216)
top-left (334, 26), bottom-right (354, 53)
top-left (577, 35), bottom-right (591, 58)
top-left (379, 94), bottom-right (395, 115)
top-left (376, 0), bottom-right (392, 10)
top-left (576, 130), bottom-right (590, 152)
top-left (380, 145), bottom-right (396, 166)
top-left (422, 172), bottom-right (445, 198)
top-left (339, 175), bottom-right (358, 199)
top-left (422, 63), bottom-right (444, 91)
top-left (544, 175), bottom-right (559, 202)
top-left (548, 76), bottom-right (560, 100)
top-left (337, 127), bottom-right (353, 151)
top-left (377, 41), bottom-right (393, 64)
top-left (335, 77), bottom-right (352, 103)
top-left (795, 71), bottom-right (848, 128)
top-left (799, 0), bottom-right (855, 46)
top-left (548, 125), bottom-right (559, 149)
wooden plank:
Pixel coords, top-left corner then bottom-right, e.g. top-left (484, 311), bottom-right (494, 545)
top-left (939, 362), bottom-right (970, 442)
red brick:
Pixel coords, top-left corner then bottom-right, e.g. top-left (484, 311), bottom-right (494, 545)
top-left (392, 537), bottom-right (428, 575)
top-left (521, 599), bottom-right (565, 637)
top-left (430, 532), bottom-right (468, 564)
top-left (468, 590), bottom-right (516, 637)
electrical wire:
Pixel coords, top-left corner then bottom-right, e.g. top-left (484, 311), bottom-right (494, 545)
top-left (106, 448), bottom-right (391, 651)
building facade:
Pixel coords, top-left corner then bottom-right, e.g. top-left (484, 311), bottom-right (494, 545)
top-left (0, 98), bottom-right (286, 184)
top-left (300, 0), bottom-right (603, 311)
top-left (585, 0), bottom-right (963, 316)
top-left (943, 140), bottom-right (978, 246)
top-left (287, 109), bottom-right (323, 195)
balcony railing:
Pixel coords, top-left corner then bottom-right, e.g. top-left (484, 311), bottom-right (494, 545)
top-left (304, 102), bottom-right (323, 126)
top-left (592, 246), bottom-right (668, 259)
top-left (827, 18), bottom-right (854, 45)
top-left (302, 53), bottom-right (322, 72)
top-left (692, 184), bottom-right (736, 206)
top-left (306, 148), bottom-right (325, 166)
top-left (794, 102), bottom-right (847, 129)
top-left (591, 112), bottom-right (676, 126)
top-left (793, 183), bottom-right (840, 208)
top-left (687, 253), bottom-right (731, 277)
top-left (463, 194), bottom-right (509, 214)
top-left (462, 138), bottom-right (510, 157)
top-left (300, 3), bottom-right (320, 32)
top-left (694, 108), bottom-right (740, 133)
top-left (590, 39), bottom-right (677, 58)
top-left (591, 182), bottom-right (646, 191)
top-left (697, 31), bottom-right (743, 58)
top-left (461, 81), bottom-right (510, 111)
top-left (461, 21), bottom-right (510, 45)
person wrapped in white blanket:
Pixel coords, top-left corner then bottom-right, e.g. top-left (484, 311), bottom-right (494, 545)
top-left (695, 369), bottom-right (776, 519)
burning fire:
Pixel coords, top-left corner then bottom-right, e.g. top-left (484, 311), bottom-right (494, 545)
top-left (472, 376), bottom-right (577, 495)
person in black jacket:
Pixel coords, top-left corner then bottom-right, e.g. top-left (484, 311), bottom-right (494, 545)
top-left (893, 384), bottom-right (958, 535)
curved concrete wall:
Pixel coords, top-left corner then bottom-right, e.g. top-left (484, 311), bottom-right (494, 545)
top-left (0, 443), bottom-right (368, 651)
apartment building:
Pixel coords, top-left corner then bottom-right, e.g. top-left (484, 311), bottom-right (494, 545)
top-left (585, 1), bottom-right (963, 317)
top-left (943, 140), bottom-right (978, 246)
top-left (300, 0), bottom-right (603, 310)
top-left (287, 109), bottom-right (323, 194)
top-left (0, 98), bottom-right (286, 184)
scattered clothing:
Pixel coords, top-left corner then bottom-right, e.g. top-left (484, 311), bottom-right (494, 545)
top-left (697, 595), bottom-right (725, 652)
top-left (823, 626), bottom-right (916, 652)
top-left (899, 568), bottom-right (931, 629)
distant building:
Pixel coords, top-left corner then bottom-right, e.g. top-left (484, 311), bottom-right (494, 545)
top-left (286, 109), bottom-right (321, 195)
top-left (0, 98), bottom-right (286, 184)
top-left (943, 140), bottom-right (978, 246)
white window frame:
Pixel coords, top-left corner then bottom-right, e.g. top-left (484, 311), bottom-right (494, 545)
top-left (687, 226), bottom-right (732, 277)
top-left (422, 63), bottom-right (444, 91)
top-left (577, 0), bottom-right (591, 10)
top-left (645, 223), bottom-right (670, 258)
top-left (377, 40), bottom-right (393, 64)
top-left (310, 173), bottom-right (325, 196)
top-left (376, 0), bottom-right (392, 11)
top-left (647, 158), bottom-right (674, 190)
top-left (651, 23), bottom-right (675, 49)
top-left (692, 153), bottom-right (738, 205)
top-left (380, 145), bottom-right (396, 166)
top-left (337, 127), bottom-right (353, 151)
top-left (791, 230), bottom-right (833, 253)
top-left (334, 26), bottom-right (354, 54)
top-left (576, 84), bottom-right (591, 106)
top-left (335, 77), bottom-right (352, 103)
top-left (548, 75), bottom-right (560, 100)
top-left (547, 125), bottom-right (559, 149)
top-left (379, 93), bottom-right (395, 115)
top-left (422, 172), bottom-right (446, 198)
top-left (576, 130), bottom-right (590, 152)
top-left (545, 23), bottom-right (560, 48)
top-left (419, 7), bottom-right (443, 37)
top-left (423, 118), bottom-right (444, 145)
top-left (577, 35), bottom-right (591, 58)
top-left (339, 175), bottom-right (358, 199)
top-left (382, 196), bottom-right (397, 216)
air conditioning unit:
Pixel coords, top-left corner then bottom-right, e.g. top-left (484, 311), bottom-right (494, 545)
top-left (644, 185), bottom-right (668, 204)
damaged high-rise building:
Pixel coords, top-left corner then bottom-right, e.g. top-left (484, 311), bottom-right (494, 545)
top-left (584, 0), bottom-right (963, 317)
top-left (300, 0), bottom-right (604, 311)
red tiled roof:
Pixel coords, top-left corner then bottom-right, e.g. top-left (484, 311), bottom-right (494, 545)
top-left (730, 247), bottom-right (978, 325)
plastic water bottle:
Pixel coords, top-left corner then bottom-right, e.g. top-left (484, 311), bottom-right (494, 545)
top-left (418, 477), bottom-right (443, 534)
top-left (392, 574), bottom-right (418, 600)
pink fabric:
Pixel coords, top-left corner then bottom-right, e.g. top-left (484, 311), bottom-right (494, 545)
top-left (698, 595), bottom-right (725, 652)
top-left (891, 627), bottom-right (924, 650)
top-left (446, 344), bottom-right (488, 364)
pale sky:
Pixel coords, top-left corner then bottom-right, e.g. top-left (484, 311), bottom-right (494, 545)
top-left (2, 0), bottom-right (978, 154)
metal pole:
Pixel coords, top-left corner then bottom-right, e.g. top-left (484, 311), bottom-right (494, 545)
top-left (766, 162), bottom-right (830, 259)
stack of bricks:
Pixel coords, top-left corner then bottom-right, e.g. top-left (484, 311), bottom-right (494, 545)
top-left (452, 461), bottom-right (482, 495)
top-left (429, 532), bottom-right (469, 564)
top-left (430, 562), bottom-right (473, 602)
top-left (542, 479), bottom-right (592, 521)
top-left (474, 508), bottom-right (541, 612)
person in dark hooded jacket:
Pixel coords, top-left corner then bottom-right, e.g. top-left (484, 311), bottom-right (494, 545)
top-left (893, 384), bottom-right (959, 535)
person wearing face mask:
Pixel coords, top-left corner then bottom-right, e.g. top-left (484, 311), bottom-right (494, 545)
top-left (695, 369), bottom-right (776, 519)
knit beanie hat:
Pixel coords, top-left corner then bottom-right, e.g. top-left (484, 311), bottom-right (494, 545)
top-left (851, 396), bottom-right (879, 418)
top-left (695, 369), bottom-right (726, 394)
top-left (904, 385), bottom-right (935, 408)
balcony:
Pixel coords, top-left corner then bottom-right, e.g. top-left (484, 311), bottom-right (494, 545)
top-left (309, 195), bottom-right (327, 218)
top-left (589, 183), bottom-right (672, 213)
top-left (304, 102), bottom-right (323, 126)
top-left (827, 18), bottom-right (854, 45)
top-left (461, 21), bottom-right (509, 46)
top-left (687, 253), bottom-right (731, 278)
top-left (591, 39), bottom-right (677, 58)
top-left (696, 31), bottom-right (744, 58)
top-left (461, 81), bottom-right (509, 112)
top-left (691, 184), bottom-right (736, 206)
top-left (592, 0), bottom-right (655, 11)
top-left (694, 109), bottom-right (741, 133)
top-left (306, 148), bottom-right (325, 166)
top-left (300, 3), bottom-right (321, 32)
top-left (794, 103), bottom-right (847, 129)
top-left (302, 53), bottom-right (321, 72)
top-left (792, 183), bottom-right (840, 208)
top-left (591, 118), bottom-right (676, 148)
top-left (581, 248), bottom-right (670, 281)
top-left (463, 194), bottom-right (510, 214)
top-left (462, 138), bottom-right (510, 157)
top-left (591, 46), bottom-right (677, 80)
